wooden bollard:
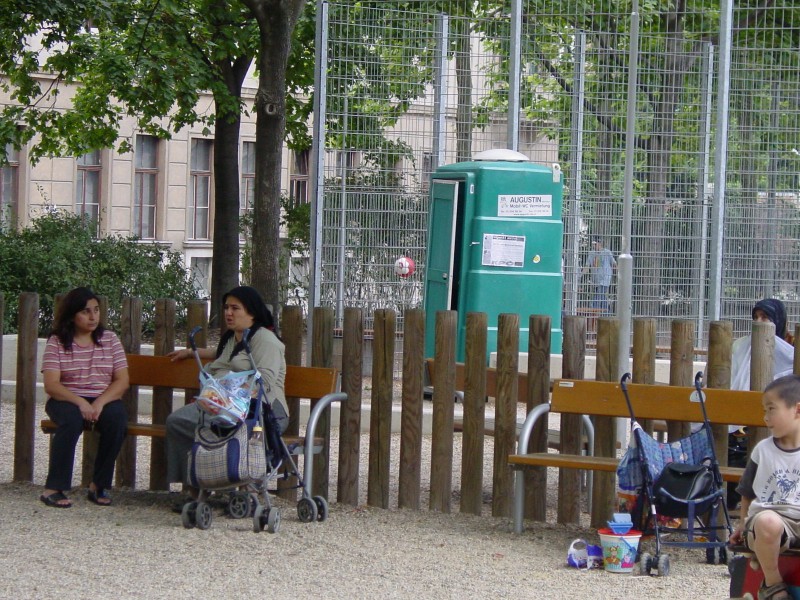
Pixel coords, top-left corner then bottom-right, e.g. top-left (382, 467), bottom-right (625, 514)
top-left (592, 317), bottom-right (619, 528)
top-left (429, 310), bottom-right (456, 513)
top-left (632, 319), bottom-right (657, 435)
top-left (14, 292), bottom-right (38, 482)
top-left (398, 308), bottom-right (424, 510)
top-left (668, 319), bottom-right (694, 440)
top-left (311, 306), bottom-right (335, 499)
top-left (184, 300), bottom-right (207, 404)
top-left (459, 312), bottom-right (487, 516)
top-left (149, 298), bottom-right (176, 490)
top-left (706, 320), bottom-right (732, 521)
top-left (795, 325), bottom-right (800, 375)
top-left (367, 309), bottom-right (395, 508)
top-left (492, 313), bottom-right (519, 519)
top-left (277, 304), bottom-right (303, 500)
top-left (338, 307), bottom-right (364, 506)
top-left (749, 321), bottom-right (775, 448)
top-left (558, 315), bottom-right (585, 525)
top-left (525, 314), bottom-right (551, 521)
top-left (116, 297), bottom-right (143, 488)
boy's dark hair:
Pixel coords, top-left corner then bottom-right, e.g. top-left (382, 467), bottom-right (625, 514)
top-left (51, 287), bottom-right (106, 351)
top-left (764, 374), bottom-right (800, 408)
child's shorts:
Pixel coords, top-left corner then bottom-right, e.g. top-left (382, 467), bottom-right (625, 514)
top-left (744, 510), bottom-right (800, 552)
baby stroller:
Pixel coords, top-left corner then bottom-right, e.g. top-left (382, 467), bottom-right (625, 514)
top-left (617, 371), bottom-right (733, 576)
top-left (180, 327), bottom-right (327, 533)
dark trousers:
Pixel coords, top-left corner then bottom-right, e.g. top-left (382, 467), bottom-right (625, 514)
top-left (44, 397), bottom-right (127, 491)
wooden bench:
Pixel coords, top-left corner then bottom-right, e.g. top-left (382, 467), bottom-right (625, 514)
top-left (424, 358), bottom-right (592, 450)
top-left (510, 379), bottom-right (766, 533)
top-left (41, 354), bottom-right (345, 486)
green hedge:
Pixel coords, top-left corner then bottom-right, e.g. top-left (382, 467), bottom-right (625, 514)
top-left (0, 209), bottom-right (200, 335)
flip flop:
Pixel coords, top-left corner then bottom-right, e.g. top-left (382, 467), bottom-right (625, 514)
top-left (87, 488), bottom-right (112, 506)
top-left (40, 491), bottom-right (72, 508)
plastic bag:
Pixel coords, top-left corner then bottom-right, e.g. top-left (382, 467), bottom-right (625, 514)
top-left (195, 370), bottom-right (255, 426)
top-left (566, 539), bottom-right (604, 569)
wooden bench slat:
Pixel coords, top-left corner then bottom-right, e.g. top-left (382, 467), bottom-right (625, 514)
top-left (509, 452), bottom-right (745, 483)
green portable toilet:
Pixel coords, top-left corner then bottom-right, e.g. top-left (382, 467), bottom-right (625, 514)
top-left (423, 149), bottom-right (563, 361)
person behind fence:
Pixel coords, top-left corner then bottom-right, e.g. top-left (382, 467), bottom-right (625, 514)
top-left (581, 236), bottom-right (616, 312)
top-left (724, 298), bottom-right (796, 508)
top-left (729, 374), bottom-right (800, 600)
top-left (39, 287), bottom-right (129, 508)
top-left (165, 285), bottom-right (287, 501)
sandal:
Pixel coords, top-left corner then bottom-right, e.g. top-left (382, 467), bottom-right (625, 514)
top-left (758, 581), bottom-right (790, 600)
top-left (40, 491), bottom-right (72, 508)
top-left (87, 488), bottom-right (112, 506)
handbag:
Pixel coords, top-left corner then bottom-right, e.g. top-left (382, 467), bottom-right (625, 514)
top-left (188, 420), bottom-right (266, 489)
top-left (652, 460), bottom-right (716, 517)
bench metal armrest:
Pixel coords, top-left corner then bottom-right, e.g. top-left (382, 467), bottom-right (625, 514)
top-left (303, 391), bottom-right (347, 494)
top-left (513, 405), bottom-right (595, 534)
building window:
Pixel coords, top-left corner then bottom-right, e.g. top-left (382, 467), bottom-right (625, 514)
top-left (190, 256), bottom-right (212, 299)
top-left (1, 143), bottom-right (19, 227)
top-left (134, 135), bottom-right (158, 239)
top-left (76, 150), bottom-right (101, 233)
top-left (241, 141), bottom-right (255, 216)
top-left (189, 138), bottom-right (212, 240)
top-left (289, 149), bottom-right (309, 209)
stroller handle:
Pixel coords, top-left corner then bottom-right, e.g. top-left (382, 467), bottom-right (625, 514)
top-left (694, 371), bottom-right (703, 390)
top-left (188, 326), bottom-right (203, 352)
top-left (241, 328), bottom-right (251, 353)
top-left (620, 372), bottom-right (632, 388)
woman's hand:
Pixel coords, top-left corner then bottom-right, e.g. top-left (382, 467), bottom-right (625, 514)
top-left (729, 526), bottom-right (744, 546)
top-left (78, 399), bottom-right (96, 422)
top-left (168, 348), bottom-right (192, 362)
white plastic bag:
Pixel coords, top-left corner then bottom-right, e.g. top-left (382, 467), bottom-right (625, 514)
top-left (566, 539), bottom-right (604, 570)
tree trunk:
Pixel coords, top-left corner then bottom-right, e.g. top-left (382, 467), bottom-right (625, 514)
top-left (244, 0), bottom-right (305, 314)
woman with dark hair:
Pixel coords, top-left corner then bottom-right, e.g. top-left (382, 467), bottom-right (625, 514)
top-left (40, 287), bottom-right (129, 508)
top-left (165, 286), bottom-right (287, 494)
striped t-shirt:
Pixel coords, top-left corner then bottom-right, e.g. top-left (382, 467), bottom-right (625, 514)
top-left (41, 330), bottom-right (128, 398)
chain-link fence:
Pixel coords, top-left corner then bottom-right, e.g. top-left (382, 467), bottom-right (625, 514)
top-left (312, 0), bottom-right (800, 349)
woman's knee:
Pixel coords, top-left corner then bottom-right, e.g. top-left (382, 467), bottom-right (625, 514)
top-left (752, 511), bottom-right (786, 541)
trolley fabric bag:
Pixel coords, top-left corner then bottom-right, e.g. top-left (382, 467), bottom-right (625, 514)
top-left (652, 460), bottom-right (715, 517)
top-left (188, 421), bottom-right (266, 489)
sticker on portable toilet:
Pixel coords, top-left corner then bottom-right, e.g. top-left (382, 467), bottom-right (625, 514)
top-left (497, 194), bottom-right (552, 217)
top-left (532, 255), bottom-right (541, 264)
top-left (481, 234), bottom-right (525, 267)
top-left (552, 163), bottom-right (561, 183)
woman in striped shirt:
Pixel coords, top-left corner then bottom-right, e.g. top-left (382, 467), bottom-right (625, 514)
top-left (40, 287), bottom-right (129, 508)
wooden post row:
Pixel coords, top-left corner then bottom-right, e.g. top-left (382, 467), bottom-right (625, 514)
top-left (492, 313), bottom-right (519, 519)
top-left (591, 317), bottom-right (619, 529)
top-left (429, 310), bottom-right (456, 513)
top-left (367, 309), bottom-right (395, 509)
top-left (277, 304), bottom-right (303, 500)
top-left (460, 312), bottom-right (487, 516)
top-left (337, 306), bottom-right (364, 506)
top-left (311, 306), bottom-right (335, 499)
top-left (398, 308), bottom-right (424, 510)
top-left (524, 315), bottom-right (551, 521)
top-left (558, 315), bottom-right (585, 525)
top-left (14, 292), bottom-right (38, 483)
top-left (116, 297), bottom-right (143, 488)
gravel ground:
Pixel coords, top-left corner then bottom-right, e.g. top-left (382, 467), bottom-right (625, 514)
top-left (0, 399), bottom-right (733, 599)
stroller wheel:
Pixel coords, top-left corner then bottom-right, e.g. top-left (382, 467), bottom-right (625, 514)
top-left (313, 495), bottom-right (329, 522)
top-left (195, 501), bottom-right (213, 530)
top-left (228, 491), bottom-right (252, 519)
top-left (267, 507), bottom-right (281, 534)
top-left (706, 546), bottom-right (728, 565)
top-left (297, 497), bottom-right (318, 523)
top-left (181, 501), bottom-right (198, 529)
top-left (253, 505), bottom-right (265, 533)
top-left (637, 552), bottom-right (652, 576)
top-left (656, 554), bottom-right (671, 577)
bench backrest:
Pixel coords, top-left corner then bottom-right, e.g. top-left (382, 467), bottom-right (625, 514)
top-left (425, 358), bottom-right (533, 404)
top-left (126, 354), bottom-right (339, 400)
top-left (551, 379), bottom-right (765, 427)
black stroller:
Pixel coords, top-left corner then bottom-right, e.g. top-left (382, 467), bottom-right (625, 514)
top-left (180, 326), bottom-right (329, 533)
top-left (617, 372), bottom-right (733, 576)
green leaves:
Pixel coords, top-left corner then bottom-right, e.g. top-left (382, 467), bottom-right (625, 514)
top-left (0, 209), bottom-right (199, 334)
